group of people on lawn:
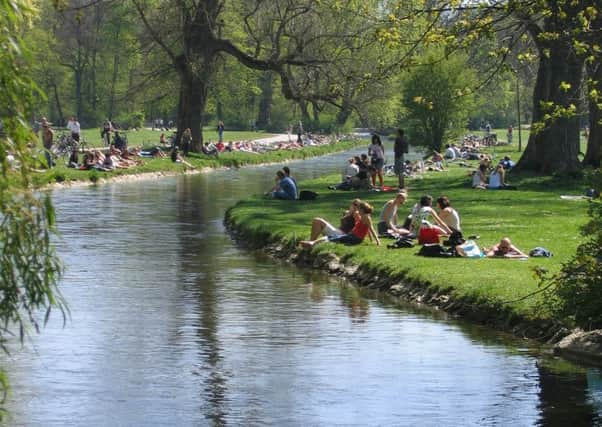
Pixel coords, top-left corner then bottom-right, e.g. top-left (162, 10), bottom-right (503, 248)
top-left (298, 190), bottom-right (528, 258)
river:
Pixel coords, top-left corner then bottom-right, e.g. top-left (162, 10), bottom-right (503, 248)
top-left (3, 147), bottom-right (602, 426)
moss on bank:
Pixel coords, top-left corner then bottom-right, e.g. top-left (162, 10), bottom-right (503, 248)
top-left (225, 155), bottom-right (591, 343)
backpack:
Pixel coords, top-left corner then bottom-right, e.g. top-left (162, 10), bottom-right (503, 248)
top-left (529, 247), bottom-right (553, 257)
top-left (418, 244), bottom-right (454, 257)
top-left (443, 230), bottom-right (465, 247)
top-left (387, 236), bottom-right (415, 249)
top-left (299, 190), bottom-right (318, 200)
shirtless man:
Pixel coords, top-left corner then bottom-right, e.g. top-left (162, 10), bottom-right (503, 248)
top-left (377, 190), bottom-right (410, 236)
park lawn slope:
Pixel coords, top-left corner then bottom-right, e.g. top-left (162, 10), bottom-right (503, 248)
top-left (226, 156), bottom-right (590, 332)
top-left (19, 138), bottom-right (363, 188)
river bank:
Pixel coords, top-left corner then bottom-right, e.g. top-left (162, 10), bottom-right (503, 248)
top-left (223, 148), bottom-right (602, 365)
top-left (23, 137), bottom-right (364, 189)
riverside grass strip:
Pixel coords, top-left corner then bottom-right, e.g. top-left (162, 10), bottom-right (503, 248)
top-left (225, 143), bottom-right (590, 323)
top-left (17, 131), bottom-right (364, 188)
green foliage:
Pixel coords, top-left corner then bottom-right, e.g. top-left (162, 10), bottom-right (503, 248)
top-left (537, 169), bottom-right (602, 329)
top-left (0, 0), bottom-right (66, 412)
top-left (115, 110), bottom-right (145, 129)
top-left (401, 49), bottom-right (477, 152)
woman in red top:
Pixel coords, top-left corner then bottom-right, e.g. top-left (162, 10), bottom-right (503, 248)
top-left (300, 201), bottom-right (380, 248)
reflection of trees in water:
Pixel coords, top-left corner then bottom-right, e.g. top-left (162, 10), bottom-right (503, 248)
top-left (175, 176), bottom-right (228, 425)
top-left (536, 362), bottom-right (598, 426)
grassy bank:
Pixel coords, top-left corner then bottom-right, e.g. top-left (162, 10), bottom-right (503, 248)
top-left (20, 136), bottom-right (363, 188)
top-left (76, 127), bottom-right (272, 148)
top-left (226, 143), bottom-right (591, 328)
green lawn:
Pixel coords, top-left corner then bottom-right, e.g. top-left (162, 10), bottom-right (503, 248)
top-left (226, 142), bottom-right (591, 321)
top-left (21, 137), bottom-right (364, 188)
top-left (74, 127), bottom-right (275, 149)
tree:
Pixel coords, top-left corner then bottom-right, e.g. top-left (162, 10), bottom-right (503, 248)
top-left (582, 7), bottom-right (602, 169)
top-left (512, 0), bottom-right (586, 173)
top-left (0, 0), bottom-right (65, 410)
top-left (401, 49), bottom-right (476, 152)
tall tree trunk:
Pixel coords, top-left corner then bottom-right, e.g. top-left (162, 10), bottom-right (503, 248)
top-left (299, 100), bottom-right (310, 128)
top-left (515, 42), bottom-right (583, 173)
top-left (516, 3), bottom-right (585, 174)
top-left (335, 103), bottom-right (352, 127)
top-left (583, 63), bottom-right (601, 169)
top-left (75, 64), bottom-right (83, 122)
top-left (108, 26), bottom-right (122, 120)
top-left (51, 80), bottom-right (64, 126)
top-left (175, 56), bottom-right (214, 152)
top-left (256, 71), bottom-right (274, 129)
top-left (311, 101), bottom-right (320, 124)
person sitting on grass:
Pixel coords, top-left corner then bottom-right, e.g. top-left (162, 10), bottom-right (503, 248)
top-left (436, 195), bottom-right (461, 232)
top-left (68, 147), bottom-right (79, 168)
top-left (170, 147), bottom-right (194, 168)
top-left (485, 237), bottom-right (529, 258)
top-left (300, 199), bottom-right (361, 244)
top-left (202, 142), bottom-right (218, 156)
top-left (471, 164), bottom-right (488, 189)
top-left (409, 194), bottom-right (452, 244)
top-left (377, 190), bottom-right (410, 237)
top-left (299, 201), bottom-right (380, 248)
top-left (283, 166), bottom-right (299, 199)
top-left (270, 170), bottom-right (297, 200)
top-left (488, 164), bottom-right (516, 189)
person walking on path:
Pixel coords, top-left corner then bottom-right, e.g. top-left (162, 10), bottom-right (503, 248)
top-left (41, 118), bottom-right (54, 169)
top-left (394, 128), bottom-right (409, 189)
top-left (217, 120), bottom-right (225, 143)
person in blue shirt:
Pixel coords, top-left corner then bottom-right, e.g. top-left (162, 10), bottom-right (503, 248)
top-left (271, 170), bottom-right (297, 200)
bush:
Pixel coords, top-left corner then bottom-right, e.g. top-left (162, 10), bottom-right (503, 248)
top-left (115, 111), bottom-right (145, 129)
top-left (538, 169), bottom-right (602, 329)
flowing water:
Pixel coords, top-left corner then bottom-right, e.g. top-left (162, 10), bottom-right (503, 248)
top-left (3, 148), bottom-right (602, 426)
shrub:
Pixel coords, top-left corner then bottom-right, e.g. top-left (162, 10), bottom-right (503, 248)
top-left (537, 169), bottom-right (602, 329)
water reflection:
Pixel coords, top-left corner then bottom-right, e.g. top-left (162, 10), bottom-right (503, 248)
top-left (2, 147), bottom-right (601, 425)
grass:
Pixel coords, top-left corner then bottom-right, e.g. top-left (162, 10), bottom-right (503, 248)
top-left (17, 135), bottom-right (364, 188)
top-left (75, 127), bottom-right (274, 149)
top-left (226, 142), bottom-right (591, 322)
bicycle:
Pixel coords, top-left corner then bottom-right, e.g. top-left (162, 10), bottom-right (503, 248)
top-left (52, 132), bottom-right (88, 158)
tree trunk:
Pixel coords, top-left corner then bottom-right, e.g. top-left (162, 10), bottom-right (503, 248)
top-left (51, 80), bottom-right (64, 126)
top-left (311, 101), bottom-right (320, 124)
top-left (516, 6), bottom-right (585, 174)
top-left (108, 26), bottom-right (122, 120)
top-left (335, 102), bottom-right (352, 128)
top-left (175, 60), bottom-right (212, 152)
top-left (256, 71), bottom-right (274, 129)
top-left (515, 44), bottom-right (583, 173)
top-left (583, 63), bottom-right (601, 169)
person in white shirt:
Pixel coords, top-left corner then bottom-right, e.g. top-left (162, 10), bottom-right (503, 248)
top-left (444, 144), bottom-right (456, 160)
top-left (66, 116), bottom-right (81, 142)
top-left (342, 157), bottom-right (359, 181)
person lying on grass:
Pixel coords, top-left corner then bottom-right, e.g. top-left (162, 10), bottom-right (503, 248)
top-left (377, 190), bottom-right (410, 237)
top-left (299, 201), bottom-right (380, 248)
top-left (485, 237), bottom-right (529, 259)
top-left (301, 199), bottom-right (361, 243)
